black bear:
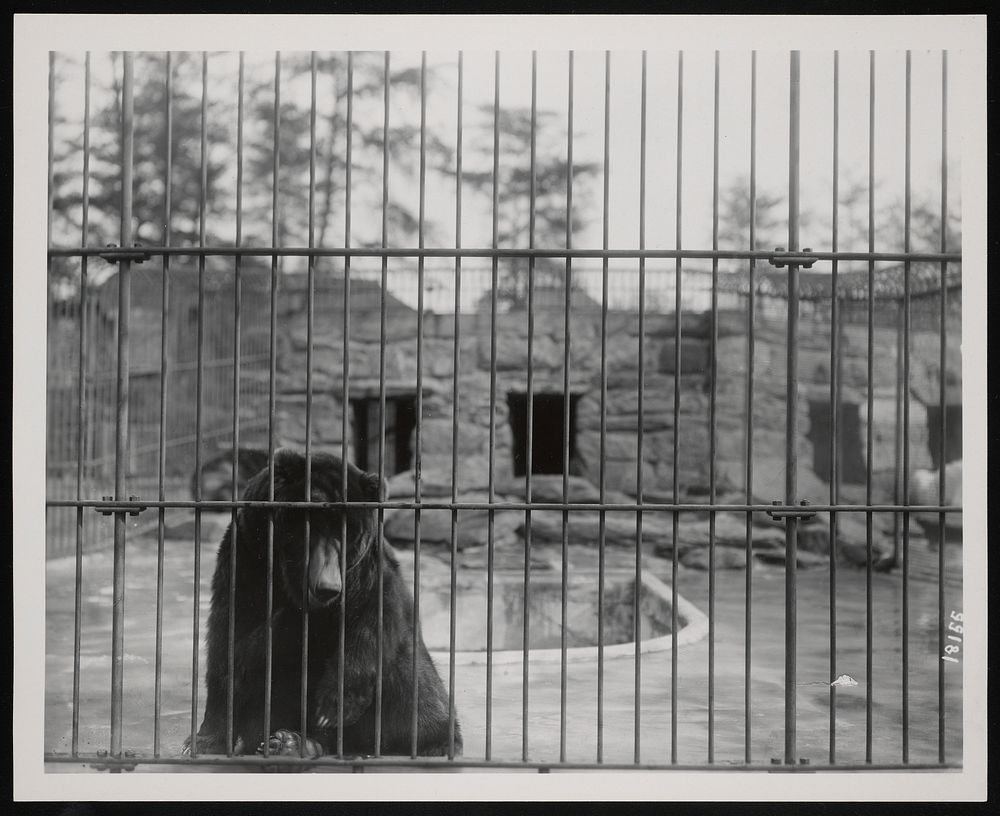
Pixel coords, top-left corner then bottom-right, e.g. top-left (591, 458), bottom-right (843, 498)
top-left (183, 448), bottom-right (461, 758)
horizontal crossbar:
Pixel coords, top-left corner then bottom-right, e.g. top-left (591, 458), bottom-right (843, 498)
top-left (43, 752), bottom-right (961, 772)
top-left (47, 245), bottom-right (963, 264)
top-left (47, 498), bottom-right (964, 513)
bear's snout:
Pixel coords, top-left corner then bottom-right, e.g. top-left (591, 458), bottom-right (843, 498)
top-left (309, 546), bottom-right (343, 608)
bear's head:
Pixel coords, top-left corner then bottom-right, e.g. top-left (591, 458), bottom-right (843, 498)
top-left (248, 448), bottom-right (388, 611)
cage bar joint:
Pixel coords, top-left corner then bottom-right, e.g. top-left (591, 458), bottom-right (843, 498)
top-left (96, 496), bottom-right (147, 516)
top-left (98, 243), bottom-right (151, 264)
top-left (766, 499), bottom-right (816, 521)
top-left (769, 247), bottom-right (818, 269)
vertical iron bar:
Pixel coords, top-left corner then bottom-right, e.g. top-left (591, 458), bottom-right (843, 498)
top-left (836, 316), bottom-right (845, 507)
top-left (47, 51), bottom-right (54, 247)
top-left (47, 54), bottom-right (54, 514)
top-left (484, 49), bottom-right (501, 763)
top-left (708, 49), bottom-right (720, 765)
top-left (559, 49), bottom-right (574, 765)
top-left (110, 49), bottom-right (135, 760)
top-left (522, 49), bottom-right (537, 765)
top-left (46, 48), bottom-right (56, 561)
top-left (410, 49), bottom-right (428, 760)
top-left (865, 49), bottom-right (876, 765)
top-left (375, 49), bottom-right (391, 759)
top-left (338, 50), bottom-right (355, 761)
top-left (634, 49), bottom-right (647, 766)
top-left (901, 49), bottom-right (912, 764)
top-left (451, 49), bottom-right (465, 761)
top-left (892, 315), bottom-right (903, 577)
top-left (189, 48), bottom-right (209, 757)
top-left (46, 44), bottom-right (55, 704)
top-left (670, 50), bottom-right (683, 765)
top-left (828, 49), bottom-right (840, 766)
top-left (783, 49), bottom-right (801, 766)
top-left (71, 50), bottom-right (92, 758)
top-left (744, 49), bottom-right (757, 766)
top-left (262, 49), bottom-right (281, 758)
top-left (153, 50), bottom-right (171, 759)
top-left (299, 49), bottom-right (318, 759)
top-left (937, 48), bottom-right (949, 766)
top-left (597, 48), bottom-right (611, 765)
top-left (227, 50), bottom-right (245, 758)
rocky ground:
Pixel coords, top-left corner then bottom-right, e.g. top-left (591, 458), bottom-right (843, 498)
top-left (380, 469), bottom-right (909, 575)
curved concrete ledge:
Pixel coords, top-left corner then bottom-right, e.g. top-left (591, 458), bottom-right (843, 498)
top-left (429, 571), bottom-right (709, 667)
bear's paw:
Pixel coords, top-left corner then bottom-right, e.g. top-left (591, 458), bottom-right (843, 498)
top-left (258, 729), bottom-right (325, 758)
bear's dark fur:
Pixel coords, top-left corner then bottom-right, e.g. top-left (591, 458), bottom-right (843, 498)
top-left (184, 449), bottom-right (461, 758)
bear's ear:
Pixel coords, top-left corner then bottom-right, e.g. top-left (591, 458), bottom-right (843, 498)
top-left (360, 471), bottom-right (388, 502)
top-left (272, 448), bottom-right (303, 481)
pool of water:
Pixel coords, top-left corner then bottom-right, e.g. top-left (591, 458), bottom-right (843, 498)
top-left (418, 570), bottom-right (685, 656)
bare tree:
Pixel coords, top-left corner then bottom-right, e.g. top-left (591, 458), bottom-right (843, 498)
top-left (454, 104), bottom-right (600, 308)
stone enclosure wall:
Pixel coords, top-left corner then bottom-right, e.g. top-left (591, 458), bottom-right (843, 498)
top-left (275, 273), bottom-right (959, 508)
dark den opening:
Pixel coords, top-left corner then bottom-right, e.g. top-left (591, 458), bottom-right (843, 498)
top-left (351, 395), bottom-right (417, 476)
top-left (507, 392), bottom-right (580, 477)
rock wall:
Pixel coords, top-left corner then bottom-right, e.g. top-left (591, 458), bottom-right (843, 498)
top-left (274, 274), bottom-right (961, 508)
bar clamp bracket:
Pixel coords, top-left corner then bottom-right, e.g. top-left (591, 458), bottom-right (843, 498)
top-left (96, 496), bottom-right (147, 517)
top-left (768, 247), bottom-right (819, 269)
top-left (98, 243), bottom-right (152, 264)
top-left (766, 499), bottom-right (817, 521)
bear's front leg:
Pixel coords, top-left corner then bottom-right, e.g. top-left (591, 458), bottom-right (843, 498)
top-left (313, 657), bottom-right (375, 730)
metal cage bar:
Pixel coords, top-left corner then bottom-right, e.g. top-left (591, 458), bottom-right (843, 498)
top-left (46, 52), bottom-right (54, 259)
top-left (109, 49), bottom-right (136, 761)
top-left (900, 49), bottom-right (913, 764)
top-left (446, 47), bottom-right (460, 759)
top-left (597, 48), bottom-right (612, 765)
top-left (70, 51), bottom-right (92, 759)
top-left (52, 245), bottom-right (961, 263)
top-left (937, 49), bottom-right (950, 766)
top-left (153, 50), bottom-right (171, 759)
top-left (828, 49), bottom-right (841, 766)
top-left (188, 48), bottom-right (209, 758)
top-left (261, 49), bottom-right (281, 759)
top-left (522, 48), bottom-right (537, 764)
top-left (634, 49), bottom-right (648, 766)
top-left (483, 49), bottom-right (499, 763)
top-left (782, 48), bottom-right (802, 767)
top-left (337, 50), bottom-right (355, 761)
top-left (298, 48), bottom-right (318, 759)
top-left (410, 48), bottom-right (428, 760)
top-left (52, 497), bottom-right (962, 513)
top-left (559, 49), bottom-right (575, 765)
top-left (865, 49), bottom-right (876, 765)
top-left (448, 51), bottom-right (464, 760)
top-left (331, 54), bottom-right (351, 760)
top-left (374, 49), bottom-right (391, 758)
top-left (44, 753), bottom-right (960, 772)
top-left (225, 50), bottom-right (245, 759)
top-left (743, 49), bottom-right (757, 766)
top-left (670, 49), bottom-right (684, 765)
top-left (708, 49), bottom-right (721, 764)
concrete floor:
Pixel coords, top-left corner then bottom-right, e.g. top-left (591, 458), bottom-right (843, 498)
top-left (44, 510), bottom-right (963, 770)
